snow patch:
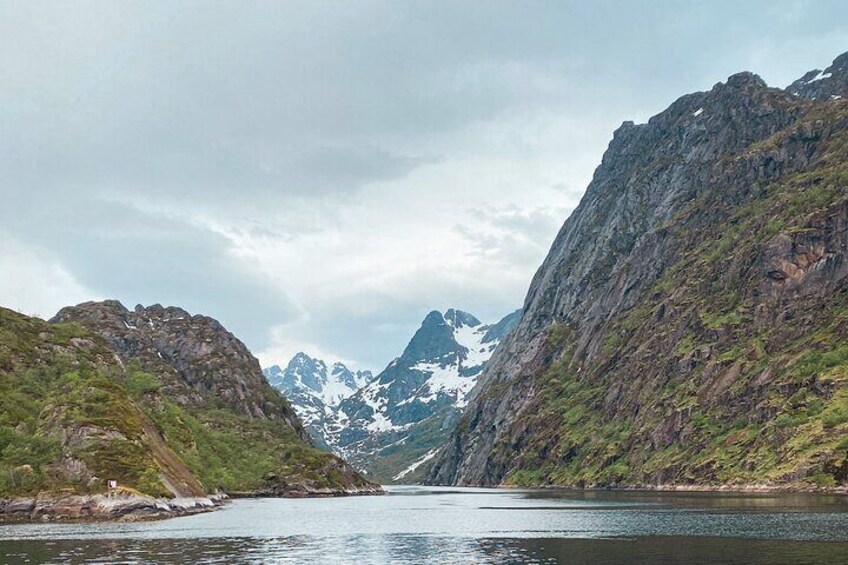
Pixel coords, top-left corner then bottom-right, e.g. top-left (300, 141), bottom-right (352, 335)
top-left (692, 107), bottom-right (704, 117)
top-left (411, 361), bottom-right (475, 408)
top-left (452, 319), bottom-right (493, 369)
top-left (393, 449), bottom-right (439, 481)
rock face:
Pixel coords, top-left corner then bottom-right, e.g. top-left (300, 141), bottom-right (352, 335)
top-left (0, 306), bottom-right (207, 502)
top-left (0, 302), bottom-right (380, 521)
top-left (52, 301), bottom-right (306, 437)
top-left (263, 354), bottom-right (372, 449)
top-left (319, 309), bottom-right (519, 482)
top-left (428, 52), bottom-right (848, 489)
top-left (787, 52), bottom-right (848, 101)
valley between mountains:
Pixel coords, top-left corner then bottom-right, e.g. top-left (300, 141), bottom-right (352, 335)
top-left (263, 308), bottom-right (519, 483)
top-left (3, 51), bottom-right (848, 523)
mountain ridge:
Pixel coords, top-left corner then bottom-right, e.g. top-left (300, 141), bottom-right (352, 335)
top-left (328, 308), bottom-right (519, 482)
top-left (263, 308), bottom-right (519, 482)
top-left (428, 52), bottom-right (848, 489)
top-left (263, 353), bottom-right (372, 449)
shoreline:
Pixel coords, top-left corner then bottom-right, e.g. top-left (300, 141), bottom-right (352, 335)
top-left (489, 482), bottom-right (848, 495)
top-left (227, 484), bottom-right (386, 499)
top-left (0, 491), bottom-right (226, 524)
top-left (0, 484), bottom-right (385, 524)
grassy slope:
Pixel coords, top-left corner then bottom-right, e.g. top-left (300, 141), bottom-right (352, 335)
top-left (0, 308), bottom-right (181, 497)
top-left (501, 100), bottom-right (848, 488)
top-left (0, 308), bottom-right (373, 498)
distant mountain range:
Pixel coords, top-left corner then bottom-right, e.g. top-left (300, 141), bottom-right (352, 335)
top-left (263, 308), bottom-right (519, 482)
top-left (263, 355), bottom-right (372, 449)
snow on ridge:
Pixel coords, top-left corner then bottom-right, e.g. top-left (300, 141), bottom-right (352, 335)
top-left (273, 353), bottom-right (372, 408)
top-left (810, 71), bottom-right (832, 83)
top-left (285, 310), bottom-right (513, 468)
top-left (452, 319), bottom-right (495, 369)
top-left (347, 379), bottom-right (408, 433)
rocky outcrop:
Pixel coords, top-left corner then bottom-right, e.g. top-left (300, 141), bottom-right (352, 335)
top-left (0, 491), bottom-right (225, 522)
top-left (51, 301), bottom-right (307, 439)
top-left (787, 52), bottom-right (848, 101)
top-left (230, 456), bottom-right (385, 498)
top-left (429, 52), bottom-right (848, 489)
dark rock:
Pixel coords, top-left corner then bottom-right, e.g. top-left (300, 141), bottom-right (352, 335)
top-left (428, 51), bottom-right (848, 490)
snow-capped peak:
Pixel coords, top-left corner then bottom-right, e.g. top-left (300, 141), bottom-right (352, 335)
top-left (263, 352), bottom-right (372, 410)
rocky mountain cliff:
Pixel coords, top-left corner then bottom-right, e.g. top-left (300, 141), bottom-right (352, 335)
top-left (263, 354), bottom-right (372, 449)
top-left (0, 301), bottom-right (379, 520)
top-left (52, 301), bottom-right (307, 435)
top-left (323, 308), bottom-right (519, 482)
top-left (428, 52), bottom-right (848, 490)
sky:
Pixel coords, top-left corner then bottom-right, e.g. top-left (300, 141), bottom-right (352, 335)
top-left (1, 1), bottom-right (847, 371)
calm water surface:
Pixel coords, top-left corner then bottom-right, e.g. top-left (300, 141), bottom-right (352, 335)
top-left (2, 486), bottom-right (848, 564)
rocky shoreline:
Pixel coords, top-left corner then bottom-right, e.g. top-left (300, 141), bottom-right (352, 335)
top-left (0, 484), bottom-right (386, 523)
top-left (0, 491), bottom-right (227, 523)
top-left (228, 483), bottom-right (386, 498)
top-left (497, 483), bottom-right (848, 494)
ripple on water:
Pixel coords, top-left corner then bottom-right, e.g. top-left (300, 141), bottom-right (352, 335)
top-left (2, 487), bottom-right (848, 564)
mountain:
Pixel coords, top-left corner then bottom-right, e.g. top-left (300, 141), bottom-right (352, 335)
top-left (428, 52), bottom-right (848, 490)
top-left (263, 354), bottom-right (372, 448)
top-left (787, 52), bottom-right (848, 101)
top-left (324, 308), bottom-right (520, 482)
top-left (0, 301), bottom-right (379, 520)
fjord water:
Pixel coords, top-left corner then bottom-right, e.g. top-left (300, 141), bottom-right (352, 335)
top-left (2, 487), bottom-right (848, 564)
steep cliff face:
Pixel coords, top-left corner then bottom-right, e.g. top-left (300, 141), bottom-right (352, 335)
top-left (429, 53), bottom-right (848, 489)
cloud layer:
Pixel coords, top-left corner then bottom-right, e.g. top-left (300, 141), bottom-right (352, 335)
top-left (2, 1), bottom-right (846, 369)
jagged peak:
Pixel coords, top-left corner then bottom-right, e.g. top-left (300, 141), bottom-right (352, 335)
top-left (722, 71), bottom-right (767, 90)
top-left (787, 51), bottom-right (848, 100)
top-left (287, 351), bottom-right (326, 370)
top-left (422, 310), bottom-right (446, 324)
top-left (53, 300), bottom-right (198, 323)
top-left (443, 308), bottom-right (481, 329)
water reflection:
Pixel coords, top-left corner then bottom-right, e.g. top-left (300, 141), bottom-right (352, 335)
top-left (3, 535), bottom-right (848, 565)
top-left (2, 487), bottom-right (848, 564)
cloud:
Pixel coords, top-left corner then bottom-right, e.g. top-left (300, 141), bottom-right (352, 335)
top-left (0, 237), bottom-right (95, 320)
top-left (1, 1), bottom-right (847, 369)
top-left (458, 204), bottom-right (573, 267)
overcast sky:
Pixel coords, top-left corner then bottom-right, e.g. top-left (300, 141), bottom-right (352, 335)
top-left (1, 1), bottom-right (846, 370)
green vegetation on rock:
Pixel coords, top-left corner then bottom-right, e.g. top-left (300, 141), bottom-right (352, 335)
top-left (501, 107), bottom-right (848, 488)
top-left (0, 305), bottom-right (377, 501)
